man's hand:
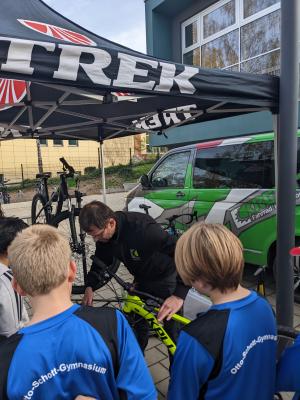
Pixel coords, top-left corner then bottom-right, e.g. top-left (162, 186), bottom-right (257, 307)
top-left (157, 295), bottom-right (184, 322)
top-left (75, 396), bottom-right (96, 400)
top-left (82, 287), bottom-right (94, 306)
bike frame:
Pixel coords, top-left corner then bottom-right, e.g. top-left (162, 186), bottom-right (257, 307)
top-left (121, 293), bottom-right (190, 355)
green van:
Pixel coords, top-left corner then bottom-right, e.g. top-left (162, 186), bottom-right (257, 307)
top-left (126, 131), bottom-right (300, 276)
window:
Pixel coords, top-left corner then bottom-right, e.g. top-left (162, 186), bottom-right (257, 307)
top-left (202, 29), bottom-right (239, 69)
top-left (296, 138), bottom-right (300, 180)
top-left (183, 48), bottom-right (200, 66)
top-left (181, 0), bottom-right (281, 77)
top-left (241, 10), bottom-right (280, 61)
top-left (185, 20), bottom-right (198, 47)
top-left (53, 139), bottom-right (63, 146)
top-left (243, 0), bottom-right (279, 19)
top-left (193, 141), bottom-right (275, 189)
top-left (241, 49), bottom-right (280, 74)
top-left (39, 139), bottom-right (48, 146)
top-left (68, 139), bottom-right (78, 146)
top-left (151, 151), bottom-right (190, 188)
top-left (203, 0), bottom-right (236, 39)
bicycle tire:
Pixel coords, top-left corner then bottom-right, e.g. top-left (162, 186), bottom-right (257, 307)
top-left (31, 193), bottom-right (50, 224)
top-left (277, 325), bottom-right (299, 341)
top-left (50, 208), bottom-right (90, 295)
top-left (54, 189), bottom-right (64, 217)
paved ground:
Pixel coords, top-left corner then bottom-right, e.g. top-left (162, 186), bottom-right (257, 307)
top-left (2, 193), bottom-right (297, 399)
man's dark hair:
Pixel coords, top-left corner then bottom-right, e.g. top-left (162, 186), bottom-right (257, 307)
top-left (79, 201), bottom-right (116, 232)
top-left (0, 217), bottom-right (28, 254)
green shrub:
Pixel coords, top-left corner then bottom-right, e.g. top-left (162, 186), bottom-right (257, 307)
top-left (84, 166), bottom-right (97, 175)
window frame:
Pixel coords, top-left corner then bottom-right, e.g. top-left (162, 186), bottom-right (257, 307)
top-left (181, 0), bottom-right (281, 73)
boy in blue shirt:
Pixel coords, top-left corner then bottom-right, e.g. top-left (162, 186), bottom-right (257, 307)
top-left (0, 224), bottom-right (156, 400)
top-left (276, 334), bottom-right (300, 399)
top-left (275, 246), bottom-right (300, 400)
top-left (168, 223), bottom-right (277, 400)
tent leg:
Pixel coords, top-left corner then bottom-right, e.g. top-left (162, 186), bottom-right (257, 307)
top-left (100, 141), bottom-right (107, 204)
top-left (276, 0), bottom-right (299, 328)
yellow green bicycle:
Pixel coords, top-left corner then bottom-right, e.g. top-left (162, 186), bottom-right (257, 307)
top-left (91, 256), bottom-right (190, 355)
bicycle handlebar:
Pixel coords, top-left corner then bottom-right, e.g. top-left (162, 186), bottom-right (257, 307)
top-left (59, 157), bottom-right (75, 175)
top-left (91, 256), bottom-right (164, 305)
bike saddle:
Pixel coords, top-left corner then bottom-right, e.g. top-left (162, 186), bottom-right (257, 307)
top-left (139, 204), bottom-right (151, 211)
top-left (36, 172), bottom-right (51, 179)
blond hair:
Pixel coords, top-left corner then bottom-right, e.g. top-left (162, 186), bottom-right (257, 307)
top-left (175, 223), bottom-right (244, 292)
top-left (8, 224), bottom-right (71, 296)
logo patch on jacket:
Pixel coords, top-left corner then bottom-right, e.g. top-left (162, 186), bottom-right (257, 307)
top-left (130, 249), bottom-right (141, 260)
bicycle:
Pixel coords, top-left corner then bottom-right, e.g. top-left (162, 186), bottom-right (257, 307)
top-left (0, 177), bottom-right (10, 204)
top-left (138, 203), bottom-right (198, 237)
top-left (31, 158), bottom-right (93, 295)
top-left (91, 255), bottom-right (190, 355)
top-left (31, 157), bottom-right (78, 224)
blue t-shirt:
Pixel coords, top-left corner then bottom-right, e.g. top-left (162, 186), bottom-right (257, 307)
top-left (168, 291), bottom-right (277, 400)
top-left (276, 334), bottom-right (300, 400)
top-left (3, 304), bottom-right (156, 400)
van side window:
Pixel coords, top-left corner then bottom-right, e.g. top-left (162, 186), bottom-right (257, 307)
top-left (297, 138), bottom-right (300, 183)
top-left (193, 141), bottom-right (275, 189)
top-left (151, 151), bottom-right (190, 188)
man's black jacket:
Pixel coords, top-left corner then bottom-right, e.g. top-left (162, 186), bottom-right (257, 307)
top-left (86, 211), bottom-right (189, 299)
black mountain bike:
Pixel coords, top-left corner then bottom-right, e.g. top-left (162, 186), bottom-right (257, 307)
top-left (31, 158), bottom-right (93, 294)
top-left (138, 203), bottom-right (198, 237)
top-left (0, 177), bottom-right (10, 204)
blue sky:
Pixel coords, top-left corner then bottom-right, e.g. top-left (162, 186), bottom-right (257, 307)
top-left (43, 0), bottom-right (146, 53)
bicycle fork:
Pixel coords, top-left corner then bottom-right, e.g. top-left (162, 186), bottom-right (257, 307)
top-left (67, 201), bottom-right (88, 285)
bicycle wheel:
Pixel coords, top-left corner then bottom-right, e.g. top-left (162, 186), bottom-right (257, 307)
top-left (277, 325), bottom-right (298, 360)
top-left (31, 194), bottom-right (50, 224)
top-left (50, 208), bottom-right (95, 296)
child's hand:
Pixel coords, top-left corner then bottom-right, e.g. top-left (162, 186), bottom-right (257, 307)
top-left (74, 396), bottom-right (96, 400)
top-left (82, 287), bottom-right (94, 306)
top-left (157, 295), bottom-right (183, 321)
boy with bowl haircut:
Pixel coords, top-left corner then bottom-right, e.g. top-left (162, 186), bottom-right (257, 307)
top-left (0, 217), bottom-right (29, 338)
top-left (0, 224), bottom-right (156, 400)
top-left (168, 223), bottom-right (277, 400)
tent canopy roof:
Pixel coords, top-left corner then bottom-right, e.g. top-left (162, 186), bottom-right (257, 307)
top-left (0, 0), bottom-right (279, 141)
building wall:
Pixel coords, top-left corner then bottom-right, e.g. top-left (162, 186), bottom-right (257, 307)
top-left (145, 0), bottom-right (300, 147)
top-left (0, 136), bottom-right (138, 182)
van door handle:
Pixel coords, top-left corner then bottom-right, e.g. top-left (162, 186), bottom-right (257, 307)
top-left (176, 191), bottom-right (185, 198)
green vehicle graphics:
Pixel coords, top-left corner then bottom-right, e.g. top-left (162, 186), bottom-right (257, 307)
top-left (127, 131), bottom-right (300, 271)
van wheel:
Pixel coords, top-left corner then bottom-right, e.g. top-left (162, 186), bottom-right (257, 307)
top-left (272, 238), bottom-right (300, 291)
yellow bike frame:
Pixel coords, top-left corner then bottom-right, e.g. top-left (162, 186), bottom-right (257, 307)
top-left (122, 293), bottom-right (190, 355)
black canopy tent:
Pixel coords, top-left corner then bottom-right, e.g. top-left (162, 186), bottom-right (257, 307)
top-left (0, 0), bottom-right (278, 201)
top-left (0, 0), bottom-right (278, 140)
top-left (0, 0), bottom-right (297, 330)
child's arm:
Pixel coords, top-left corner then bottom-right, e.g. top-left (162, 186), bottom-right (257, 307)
top-left (0, 280), bottom-right (19, 336)
top-left (115, 311), bottom-right (157, 400)
top-left (276, 334), bottom-right (300, 392)
top-left (168, 331), bottom-right (215, 400)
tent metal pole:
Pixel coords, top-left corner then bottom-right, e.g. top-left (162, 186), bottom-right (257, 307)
top-left (100, 141), bottom-right (107, 205)
top-left (276, 0), bottom-right (299, 327)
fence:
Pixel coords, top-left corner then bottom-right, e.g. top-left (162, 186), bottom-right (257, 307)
top-left (0, 149), bottom-right (160, 184)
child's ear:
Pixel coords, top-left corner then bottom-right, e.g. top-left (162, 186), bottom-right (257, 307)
top-left (193, 279), bottom-right (211, 294)
top-left (12, 277), bottom-right (27, 296)
top-left (68, 260), bottom-right (77, 283)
